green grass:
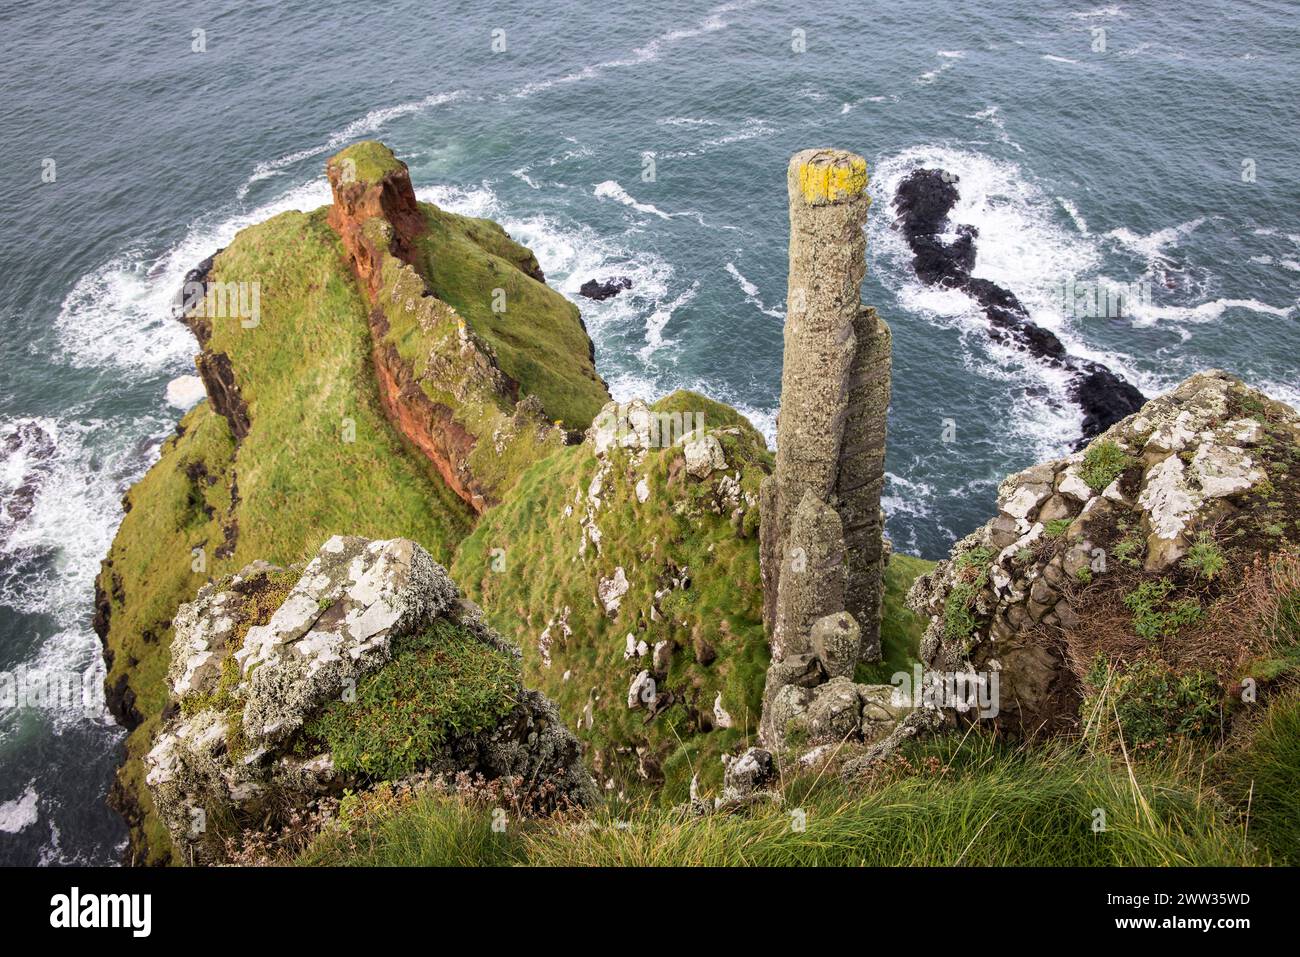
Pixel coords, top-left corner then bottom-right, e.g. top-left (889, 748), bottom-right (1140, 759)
top-left (1087, 655), bottom-right (1222, 746)
top-left (328, 140), bottom-right (405, 185)
top-left (1080, 439), bottom-right (1133, 492)
top-left (1214, 696), bottom-right (1300, 864)
top-left (1182, 533), bottom-right (1227, 581)
top-left (412, 204), bottom-right (608, 429)
top-left (449, 391), bottom-right (932, 803)
top-left (451, 393), bottom-right (775, 801)
top-left (856, 553), bottom-right (935, 684)
top-left (1122, 579), bottom-right (1204, 641)
top-left (305, 620), bottom-right (520, 780)
top-left (942, 582), bottom-right (980, 643)
top-left (98, 209), bottom-right (477, 862)
top-left (299, 731), bottom-right (1261, 867)
top-left (1044, 518), bottom-right (1073, 538)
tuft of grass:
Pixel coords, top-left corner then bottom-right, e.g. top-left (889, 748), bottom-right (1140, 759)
top-left (942, 582), bottom-right (980, 643)
top-left (1112, 534), bottom-right (1143, 569)
top-left (1213, 695), bottom-right (1300, 864)
top-left (1182, 533), bottom-right (1227, 581)
top-left (305, 620), bottom-right (519, 780)
top-left (1044, 518), bottom-right (1073, 539)
top-left (301, 732), bottom-right (1258, 867)
top-left (1086, 655), bottom-right (1221, 746)
top-left (1080, 440), bottom-right (1133, 492)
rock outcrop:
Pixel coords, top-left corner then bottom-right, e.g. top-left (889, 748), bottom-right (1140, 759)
top-left (893, 168), bottom-right (1145, 444)
top-left (325, 141), bottom-right (607, 512)
top-left (908, 370), bottom-right (1299, 735)
top-left (146, 535), bottom-right (596, 864)
top-left (757, 148), bottom-right (896, 751)
top-left (579, 277), bottom-right (632, 301)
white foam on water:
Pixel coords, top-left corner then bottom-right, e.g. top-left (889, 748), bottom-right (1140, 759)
top-left (917, 51), bottom-right (962, 84)
top-left (593, 180), bottom-right (674, 220)
top-left (54, 178), bottom-right (333, 373)
top-left (657, 117), bottom-right (719, 127)
top-left (870, 145), bottom-right (1110, 452)
top-left (0, 785), bottom-right (39, 834)
top-left (1255, 378), bottom-right (1300, 411)
top-left (1069, 4), bottom-right (1127, 18)
top-left (416, 182), bottom-right (502, 220)
top-left (512, 166), bottom-right (542, 189)
top-left (1042, 54), bottom-right (1081, 64)
top-left (0, 409), bottom-right (169, 755)
top-left (725, 262), bottom-right (784, 319)
top-left (419, 179), bottom-right (697, 369)
top-left (165, 375), bottom-right (206, 410)
top-left (967, 104), bottom-right (1025, 154)
top-left (0, 414), bottom-right (170, 626)
top-left (512, 0), bottom-right (755, 99)
top-left (660, 117), bottom-right (777, 159)
top-left (1125, 297), bottom-right (1298, 327)
top-left (238, 90), bottom-right (468, 197)
top-left (1104, 217), bottom-right (1204, 274)
top-left (639, 283), bottom-right (699, 361)
top-left (1057, 197), bottom-right (1089, 234)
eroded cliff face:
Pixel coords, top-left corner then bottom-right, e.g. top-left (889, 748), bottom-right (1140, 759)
top-left (324, 141), bottom-right (608, 513)
top-left (97, 141), bottom-right (609, 863)
top-left (909, 371), bottom-right (1300, 738)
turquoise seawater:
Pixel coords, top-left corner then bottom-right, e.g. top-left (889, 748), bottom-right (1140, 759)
top-left (0, 0), bottom-right (1296, 863)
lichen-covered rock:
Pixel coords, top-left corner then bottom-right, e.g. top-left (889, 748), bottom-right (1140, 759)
top-left (682, 433), bottom-right (727, 478)
top-left (720, 747), bottom-right (776, 803)
top-left (761, 673), bottom-right (911, 751)
top-left (146, 536), bottom-right (596, 864)
top-left (908, 370), bottom-right (1300, 735)
top-left (811, 611), bottom-right (860, 680)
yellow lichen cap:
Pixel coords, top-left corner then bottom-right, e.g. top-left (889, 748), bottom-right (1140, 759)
top-left (789, 149), bottom-right (869, 206)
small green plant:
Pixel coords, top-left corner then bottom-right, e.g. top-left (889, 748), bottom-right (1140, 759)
top-left (1122, 578), bottom-right (1203, 641)
top-left (1080, 440), bottom-right (1132, 492)
top-left (943, 582), bottom-right (980, 643)
top-left (1181, 533), bottom-right (1226, 581)
top-left (1044, 518), bottom-right (1073, 539)
top-left (956, 546), bottom-right (994, 570)
top-left (1112, 535), bottom-right (1143, 569)
top-left (1087, 655), bottom-right (1221, 745)
top-left (1075, 567), bottom-right (1093, 584)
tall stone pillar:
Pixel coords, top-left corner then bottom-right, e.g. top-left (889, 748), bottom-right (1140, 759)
top-left (760, 148), bottom-right (890, 665)
top-left (837, 305), bottom-right (891, 662)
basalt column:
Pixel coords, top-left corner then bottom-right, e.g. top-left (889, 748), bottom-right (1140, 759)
top-left (760, 148), bottom-right (891, 665)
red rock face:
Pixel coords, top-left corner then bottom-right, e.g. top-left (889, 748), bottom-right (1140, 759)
top-left (326, 154), bottom-right (496, 515)
top-left (369, 310), bottom-right (491, 512)
top-left (326, 160), bottom-right (425, 299)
